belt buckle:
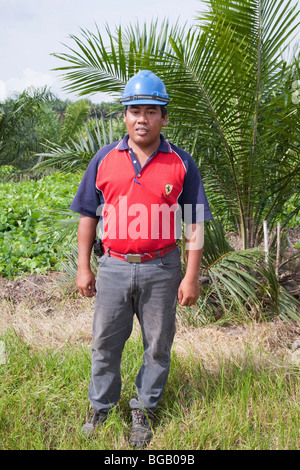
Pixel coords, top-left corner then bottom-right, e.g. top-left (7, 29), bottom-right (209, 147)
top-left (126, 254), bottom-right (142, 263)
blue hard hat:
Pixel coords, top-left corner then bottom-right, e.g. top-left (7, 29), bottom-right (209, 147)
top-left (120, 70), bottom-right (170, 106)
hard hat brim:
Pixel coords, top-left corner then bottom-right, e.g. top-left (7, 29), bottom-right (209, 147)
top-left (121, 98), bottom-right (168, 106)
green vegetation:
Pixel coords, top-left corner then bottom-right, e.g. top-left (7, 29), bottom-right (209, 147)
top-left (0, 172), bottom-right (80, 278)
top-left (0, 329), bottom-right (299, 450)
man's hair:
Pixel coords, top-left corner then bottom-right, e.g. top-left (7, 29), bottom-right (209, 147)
top-left (124, 106), bottom-right (168, 118)
top-left (161, 106), bottom-right (168, 118)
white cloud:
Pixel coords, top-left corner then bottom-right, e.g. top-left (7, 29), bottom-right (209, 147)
top-left (4, 68), bottom-right (55, 98)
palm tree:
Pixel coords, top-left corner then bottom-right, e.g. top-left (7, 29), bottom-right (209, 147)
top-left (50, 1), bottom-right (299, 321)
top-left (0, 87), bottom-right (60, 172)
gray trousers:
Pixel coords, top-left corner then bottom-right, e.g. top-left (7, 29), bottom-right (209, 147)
top-left (88, 248), bottom-right (181, 413)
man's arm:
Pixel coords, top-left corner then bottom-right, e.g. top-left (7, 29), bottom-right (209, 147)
top-left (76, 215), bottom-right (99, 297)
top-left (177, 222), bottom-right (204, 307)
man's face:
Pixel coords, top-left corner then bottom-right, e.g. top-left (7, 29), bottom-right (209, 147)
top-left (123, 105), bottom-right (168, 148)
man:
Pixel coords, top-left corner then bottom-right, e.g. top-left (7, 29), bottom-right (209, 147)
top-left (70, 70), bottom-right (212, 447)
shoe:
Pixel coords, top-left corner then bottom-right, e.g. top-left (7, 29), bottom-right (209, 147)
top-left (82, 409), bottom-right (108, 436)
top-left (129, 409), bottom-right (154, 448)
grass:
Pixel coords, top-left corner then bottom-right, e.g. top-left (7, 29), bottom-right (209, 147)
top-left (0, 327), bottom-right (299, 450)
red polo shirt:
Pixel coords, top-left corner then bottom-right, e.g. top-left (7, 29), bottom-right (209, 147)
top-left (70, 134), bottom-right (212, 254)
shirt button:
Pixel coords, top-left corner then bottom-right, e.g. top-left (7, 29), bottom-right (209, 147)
top-left (133, 160), bottom-right (137, 163)
top-left (137, 174), bottom-right (141, 177)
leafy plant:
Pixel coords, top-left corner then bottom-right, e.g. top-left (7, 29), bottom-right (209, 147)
top-left (0, 173), bottom-right (80, 278)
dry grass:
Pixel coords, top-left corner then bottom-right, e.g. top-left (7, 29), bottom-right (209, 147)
top-left (1, 273), bottom-right (299, 369)
top-left (0, 273), bottom-right (94, 350)
top-left (174, 321), bottom-right (300, 371)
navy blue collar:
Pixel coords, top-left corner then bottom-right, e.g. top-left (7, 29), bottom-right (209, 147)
top-left (118, 134), bottom-right (171, 153)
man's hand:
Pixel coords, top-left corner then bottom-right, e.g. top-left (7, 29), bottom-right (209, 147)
top-left (76, 268), bottom-right (96, 297)
top-left (178, 276), bottom-right (200, 306)
top-left (76, 215), bottom-right (99, 297)
top-left (178, 223), bottom-right (203, 306)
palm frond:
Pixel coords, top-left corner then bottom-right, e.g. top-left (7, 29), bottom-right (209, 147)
top-left (195, 219), bottom-right (300, 322)
top-left (34, 117), bottom-right (115, 172)
top-left (59, 100), bottom-right (91, 144)
top-left (52, 19), bottom-right (186, 99)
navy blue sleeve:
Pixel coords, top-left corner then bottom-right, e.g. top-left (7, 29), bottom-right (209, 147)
top-left (172, 144), bottom-right (213, 223)
top-left (69, 142), bottom-right (118, 218)
top-left (69, 154), bottom-right (101, 218)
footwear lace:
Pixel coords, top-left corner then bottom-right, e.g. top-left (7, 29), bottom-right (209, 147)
top-left (133, 410), bottom-right (153, 426)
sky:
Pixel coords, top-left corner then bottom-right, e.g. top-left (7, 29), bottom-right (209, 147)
top-left (0, 0), bottom-right (299, 104)
top-left (0, 0), bottom-right (205, 103)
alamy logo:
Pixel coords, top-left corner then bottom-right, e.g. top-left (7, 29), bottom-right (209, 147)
top-left (96, 197), bottom-right (204, 250)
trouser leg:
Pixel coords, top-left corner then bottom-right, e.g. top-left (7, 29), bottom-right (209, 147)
top-left (88, 255), bottom-right (134, 411)
top-left (130, 249), bottom-right (181, 412)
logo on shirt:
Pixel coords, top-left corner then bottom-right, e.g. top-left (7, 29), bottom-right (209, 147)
top-left (164, 184), bottom-right (173, 196)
